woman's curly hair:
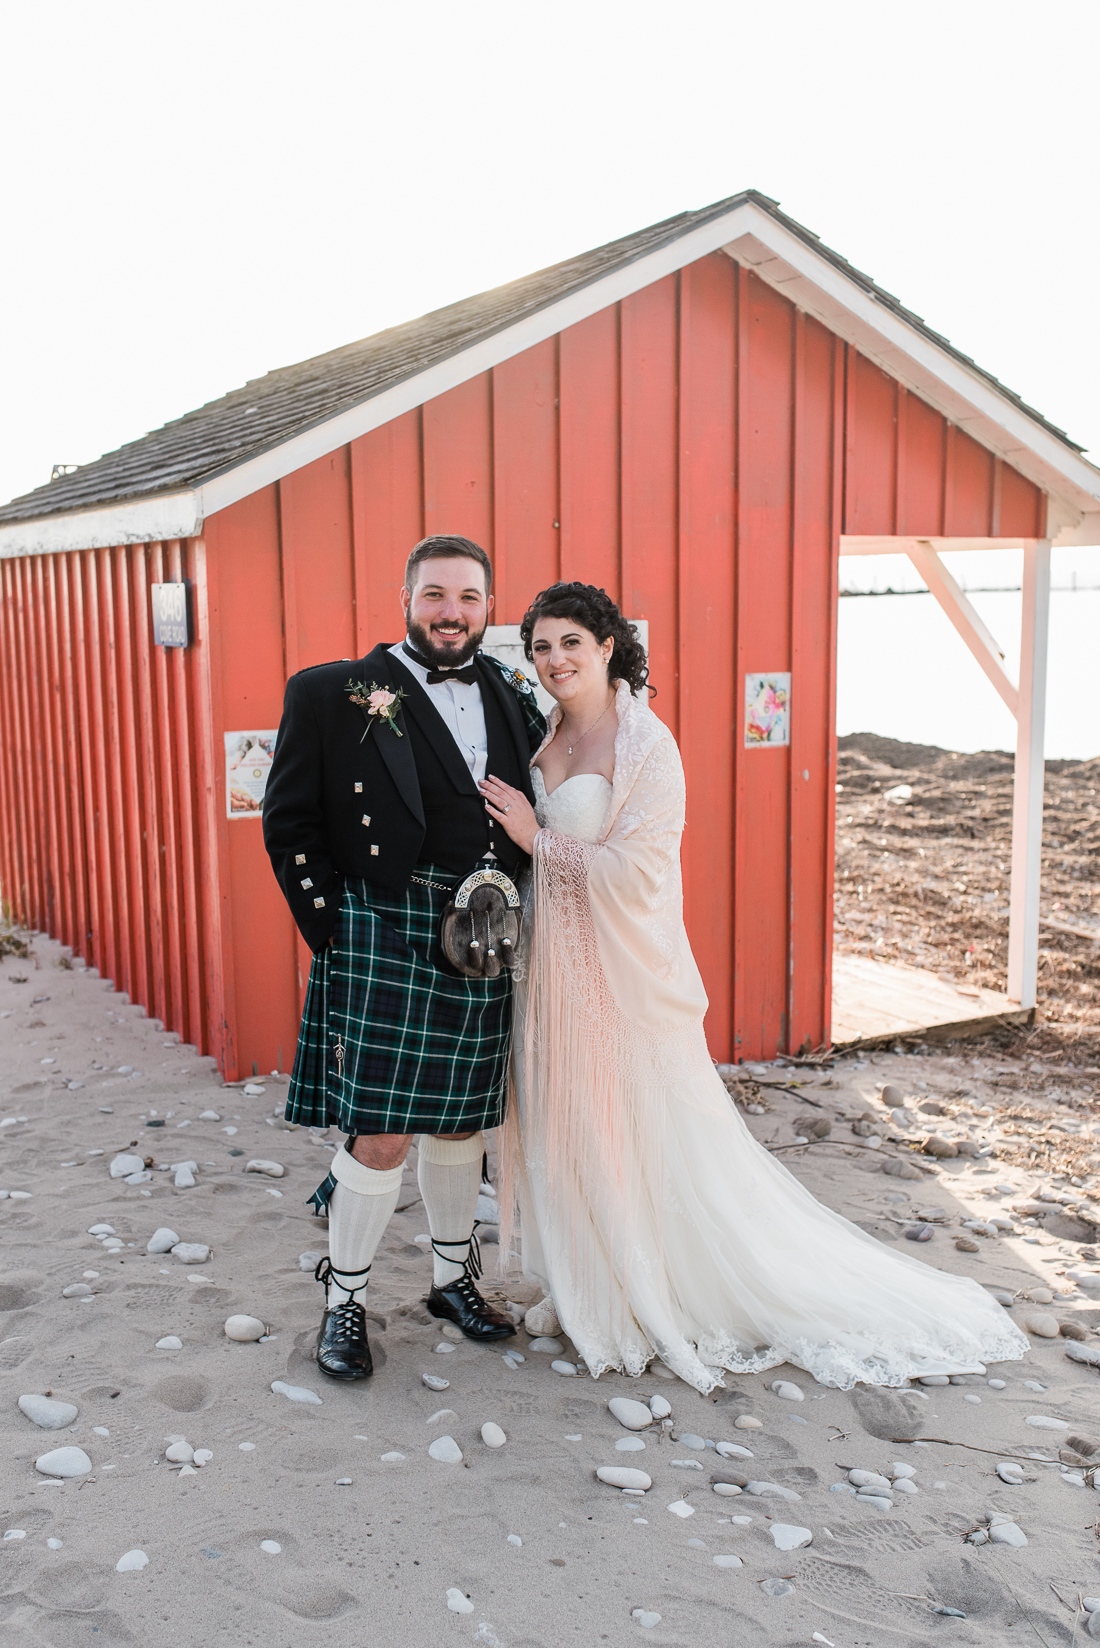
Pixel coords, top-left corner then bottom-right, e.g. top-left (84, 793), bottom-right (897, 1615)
top-left (519, 582), bottom-right (653, 697)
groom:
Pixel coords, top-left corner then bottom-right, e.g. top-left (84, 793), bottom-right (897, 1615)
top-left (263, 534), bottom-right (545, 1378)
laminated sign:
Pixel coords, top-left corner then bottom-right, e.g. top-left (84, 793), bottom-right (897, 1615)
top-left (744, 673), bottom-right (790, 747)
top-left (150, 582), bottom-right (190, 647)
top-left (225, 731), bottom-right (277, 817)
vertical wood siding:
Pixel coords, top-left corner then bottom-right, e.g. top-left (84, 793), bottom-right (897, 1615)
top-left (0, 257), bottom-right (1049, 1073)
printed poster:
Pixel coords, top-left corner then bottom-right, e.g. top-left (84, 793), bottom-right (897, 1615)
top-left (225, 730), bottom-right (277, 817)
top-left (744, 673), bottom-right (791, 747)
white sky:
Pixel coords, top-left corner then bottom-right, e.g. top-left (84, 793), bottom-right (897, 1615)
top-left (3, 0), bottom-right (1098, 753)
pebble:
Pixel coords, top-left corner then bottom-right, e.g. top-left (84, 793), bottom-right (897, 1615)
top-left (1023, 1379), bottom-right (1048, 1392)
top-left (242, 1083), bottom-right (266, 1097)
top-left (18, 1395), bottom-right (78, 1430)
top-left (507, 1534), bottom-right (522, 1546)
top-left (147, 1228), bottom-right (180, 1254)
top-left (551, 1360), bottom-right (579, 1375)
top-left (666, 1500), bottom-right (694, 1517)
top-left (734, 1415), bottom-right (762, 1429)
top-left (481, 1423), bottom-right (507, 1449)
top-left (922, 1135), bottom-right (958, 1158)
top-left (1060, 1322), bottom-right (1088, 1341)
top-left (882, 1158), bottom-right (923, 1179)
top-left (224, 1315), bottom-right (266, 1342)
top-left (746, 1481), bottom-right (802, 1500)
top-left (1022, 1311), bottom-right (1059, 1338)
top-left (988, 1289), bottom-right (1015, 1307)
top-left (713, 1554), bottom-right (743, 1568)
top-left (649, 1394), bottom-right (672, 1419)
top-left (445, 1588), bottom-right (474, 1614)
top-left (770, 1381), bottom-right (803, 1401)
top-left (676, 1433), bottom-right (707, 1449)
top-left (155, 1336), bottom-right (183, 1351)
top-left (888, 1462), bottom-right (916, 1479)
top-left (893, 1477), bottom-right (919, 1493)
top-left (1026, 1415), bottom-right (1068, 1429)
top-left (716, 1442), bottom-right (754, 1458)
top-left (244, 1159), bottom-right (284, 1177)
top-left (47, 1537), bottom-right (64, 1548)
top-left (199, 1111), bottom-right (221, 1121)
top-left (422, 1374), bottom-right (450, 1391)
top-left (1023, 1286), bottom-right (1054, 1304)
top-left (171, 1243), bottom-right (210, 1264)
top-left (88, 1224), bottom-right (115, 1235)
top-left (771, 1524), bottom-right (812, 1550)
top-left (849, 1470), bottom-right (891, 1491)
top-left (93, 1427), bottom-right (109, 1438)
top-left (759, 1578), bottom-right (795, 1598)
top-left (428, 1435), bottom-right (463, 1463)
top-left (35, 1447), bottom-right (92, 1477)
top-left (109, 1153), bottom-right (145, 1178)
top-left (62, 1283), bottom-right (92, 1298)
top-left (712, 1484), bottom-right (743, 1496)
top-left (609, 1398), bottom-right (655, 1431)
top-left (670, 1459), bottom-right (704, 1471)
top-left (905, 1225), bottom-right (934, 1242)
top-left (380, 1452), bottom-right (405, 1463)
top-left (963, 1394), bottom-right (982, 1404)
top-left (617, 1436), bottom-right (646, 1451)
top-left (857, 1494), bottom-right (893, 1510)
top-left (116, 1550), bottom-right (148, 1572)
top-left (597, 1466), bottom-right (651, 1490)
top-left (955, 1237), bottom-right (981, 1252)
top-left (426, 1409), bottom-right (458, 1426)
top-left (1066, 1341), bottom-right (1100, 1369)
top-left (918, 1374), bottom-right (949, 1386)
top-left (434, 1343), bottom-right (456, 1354)
top-left (166, 1442), bottom-right (194, 1463)
top-left (3, 1530), bottom-right (25, 1540)
top-left (988, 1512), bottom-right (1027, 1547)
top-left (193, 1449), bottom-right (213, 1466)
top-left (174, 1166), bottom-right (196, 1188)
top-left (997, 1461), bottom-right (1025, 1483)
top-left (527, 1336), bottom-right (564, 1354)
top-left (271, 1381), bottom-right (322, 1405)
top-left (260, 1540), bottom-right (281, 1554)
top-left (988, 1378), bottom-right (1006, 1389)
top-left (631, 1610), bottom-right (661, 1628)
top-left (524, 1298), bottom-right (561, 1337)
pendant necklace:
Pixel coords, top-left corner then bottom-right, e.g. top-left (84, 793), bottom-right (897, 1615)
top-left (565, 694), bottom-right (614, 756)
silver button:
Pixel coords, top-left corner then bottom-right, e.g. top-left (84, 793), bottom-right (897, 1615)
top-left (370, 845), bottom-right (379, 857)
top-left (295, 854), bottom-right (306, 866)
top-left (301, 877), bottom-right (313, 889)
top-left (361, 814), bottom-right (371, 827)
top-left (313, 896), bottom-right (325, 909)
top-left (354, 782), bottom-right (363, 793)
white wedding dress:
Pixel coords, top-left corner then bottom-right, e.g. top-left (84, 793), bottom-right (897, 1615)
top-left (502, 683), bottom-right (1028, 1393)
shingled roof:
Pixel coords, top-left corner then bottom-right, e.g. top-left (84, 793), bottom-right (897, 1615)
top-left (0, 189), bottom-right (1086, 527)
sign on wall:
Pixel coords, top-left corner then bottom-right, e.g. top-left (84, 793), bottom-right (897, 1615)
top-left (151, 581), bottom-right (191, 647)
top-left (744, 673), bottom-right (790, 746)
top-left (225, 731), bottom-right (277, 818)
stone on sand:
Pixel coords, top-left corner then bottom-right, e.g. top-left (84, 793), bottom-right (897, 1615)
top-left (1022, 1311), bottom-right (1058, 1338)
top-left (649, 1394), bottom-right (672, 1419)
top-left (429, 1436), bottom-right (463, 1463)
top-left (771, 1524), bottom-right (812, 1550)
top-left (922, 1136), bottom-right (957, 1158)
top-left (597, 1466), bottom-right (651, 1490)
top-left (116, 1550), bottom-right (149, 1572)
top-left (996, 1461), bottom-right (1025, 1483)
top-left (527, 1336), bottom-right (564, 1354)
top-left (446, 1588), bottom-right (474, 1614)
top-left (1026, 1415), bottom-right (1068, 1429)
top-left (746, 1480), bottom-right (802, 1500)
top-left (481, 1422), bottom-right (506, 1449)
top-left (848, 1470), bottom-right (891, 1491)
top-left (988, 1512), bottom-right (1027, 1547)
top-left (244, 1159), bottom-right (284, 1177)
top-left (1066, 1341), bottom-right (1100, 1369)
top-left (155, 1336), bottom-right (183, 1350)
top-left (666, 1500), bottom-right (694, 1517)
top-left (165, 1442), bottom-right (194, 1463)
top-left (631, 1610), bottom-right (661, 1627)
top-left (713, 1554), bottom-right (743, 1567)
top-left (770, 1380), bottom-right (803, 1401)
top-left (62, 1283), bottom-right (92, 1297)
top-left (147, 1228), bottom-right (179, 1253)
top-left (608, 1397), bottom-right (654, 1431)
top-left (734, 1415), bottom-right (762, 1429)
top-left (35, 1447), bottom-right (92, 1477)
top-left (109, 1154), bottom-right (144, 1178)
top-left (271, 1381), bottom-right (322, 1405)
top-left (422, 1374), bottom-right (450, 1391)
top-left (759, 1578), bottom-right (795, 1598)
top-left (19, 1395), bottom-right (78, 1430)
top-left (712, 1483), bottom-right (743, 1497)
top-left (224, 1315), bottom-right (266, 1342)
top-left (171, 1243), bottom-right (210, 1264)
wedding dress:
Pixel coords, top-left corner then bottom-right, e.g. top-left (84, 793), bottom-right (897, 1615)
top-left (502, 680), bottom-right (1028, 1393)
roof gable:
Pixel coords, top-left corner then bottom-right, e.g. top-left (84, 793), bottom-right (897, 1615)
top-left (3, 190), bottom-right (1098, 554)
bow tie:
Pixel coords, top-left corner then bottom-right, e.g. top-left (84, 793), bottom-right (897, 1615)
top-left (403, 642), bottom-right (479, 685)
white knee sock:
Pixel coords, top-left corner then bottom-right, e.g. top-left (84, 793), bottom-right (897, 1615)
top-left (326, 1150), bottom-right (405, 1306)
top-left (417, 1131), bottom-right (485, 1288)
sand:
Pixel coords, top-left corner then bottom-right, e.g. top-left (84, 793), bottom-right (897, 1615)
top-left (2, 930), bottom-right (1100, 1645)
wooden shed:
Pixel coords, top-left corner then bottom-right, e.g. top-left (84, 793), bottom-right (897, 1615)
top-left (2, 191), bottom-right (1098, 1077)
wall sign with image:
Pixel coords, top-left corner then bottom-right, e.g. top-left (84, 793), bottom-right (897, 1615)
top-left (151, 581), bottom-right (191, 647)
top-left (225, 731), bottom-right (278, 817)
top-left (744, 673), bottom-right (791, 747)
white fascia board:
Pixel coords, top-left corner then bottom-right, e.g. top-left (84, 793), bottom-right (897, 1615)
top-left (721, 215), bottom-right (1100, 522)
top-left (5, 197), bottom-right (1098, 556)
top-left (0, 490), bottom-right (202, 559)
top-left (840, 534), bottom-right (1042, 556)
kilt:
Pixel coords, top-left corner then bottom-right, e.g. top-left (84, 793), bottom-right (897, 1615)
top-left (285, 864), bottom-right (513, 1137)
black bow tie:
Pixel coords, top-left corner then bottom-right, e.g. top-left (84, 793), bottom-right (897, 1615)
top-left (403, 642), bottom-right (479, 685)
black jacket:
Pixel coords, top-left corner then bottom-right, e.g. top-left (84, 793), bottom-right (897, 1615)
top-left (262, 643), bottom-right (546, 953)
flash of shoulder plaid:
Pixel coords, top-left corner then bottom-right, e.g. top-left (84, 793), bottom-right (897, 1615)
top-left (285, 865), bottom-right (513, 1136)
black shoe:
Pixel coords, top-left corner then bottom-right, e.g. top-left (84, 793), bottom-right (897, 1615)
top-left (426, 1273), bottom-right (516, 1342)
top-left (317, 1301), bottom-right (374, 1379)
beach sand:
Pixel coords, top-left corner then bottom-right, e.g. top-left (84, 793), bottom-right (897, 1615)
top-left (2, 931), bottom-right (1099, 1645)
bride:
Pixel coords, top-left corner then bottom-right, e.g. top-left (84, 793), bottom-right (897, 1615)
top-left (478, 582), bottom-right (1028, 1392)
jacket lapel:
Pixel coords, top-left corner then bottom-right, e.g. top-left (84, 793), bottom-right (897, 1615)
top-left (476, 655), bottom-right (534, 794)
top-left (353, 645), bottom-right (424, 828)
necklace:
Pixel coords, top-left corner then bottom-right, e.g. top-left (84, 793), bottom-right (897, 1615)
top-left (563, 694), bottom-right (614, 756)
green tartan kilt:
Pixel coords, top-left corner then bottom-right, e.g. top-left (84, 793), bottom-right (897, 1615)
top-left (285, 865), bottom-right (513, 1137)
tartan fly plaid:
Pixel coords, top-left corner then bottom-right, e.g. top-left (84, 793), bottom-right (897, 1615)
top-left (285, 864), bottom-right (513, 1138)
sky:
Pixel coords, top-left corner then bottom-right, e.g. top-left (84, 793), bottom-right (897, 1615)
top-left (2, 0), bottom-right (1098, 752)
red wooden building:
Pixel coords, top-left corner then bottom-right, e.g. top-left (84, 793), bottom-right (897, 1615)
top-left (2, 191), bottom-right (1098, 1077)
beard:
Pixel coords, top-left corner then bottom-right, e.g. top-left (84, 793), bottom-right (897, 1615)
top-left (405, 612), bottom-right (486, 670)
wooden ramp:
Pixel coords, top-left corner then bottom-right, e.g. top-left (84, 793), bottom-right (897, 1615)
top-left (831, 953), bottom-right (1029, 1049)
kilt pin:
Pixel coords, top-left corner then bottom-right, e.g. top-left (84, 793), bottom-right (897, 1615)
top-left (263, 639), bottom-right (545, 1378)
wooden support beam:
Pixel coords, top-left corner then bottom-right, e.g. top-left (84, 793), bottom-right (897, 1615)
top-left (1007, 540), bottom-right (1051, 1008)
top-left (905, 540), bottom-right (1019, 716)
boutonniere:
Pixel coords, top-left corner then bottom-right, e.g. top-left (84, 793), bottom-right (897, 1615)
top-left (345, 679), bottom-right (406, 741)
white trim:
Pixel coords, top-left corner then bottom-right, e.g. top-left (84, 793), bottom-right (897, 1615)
top-left (840, 535), bottom-right (1042, 557)
top-left (0, 491), bottom-right (202, 558)
top-left (1006, 541), bottom-right (1051, 1008)
top-left (3, 198), bottom-right (1098, 556)
top-left (904, 542), bottom-right (1018, 715)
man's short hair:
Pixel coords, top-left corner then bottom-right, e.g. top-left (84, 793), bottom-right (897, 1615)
top-left (404, 535), bottom-right (493, 595)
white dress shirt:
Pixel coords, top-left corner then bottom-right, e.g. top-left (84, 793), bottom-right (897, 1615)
top-left (389, 642), bottom-right (488, 784)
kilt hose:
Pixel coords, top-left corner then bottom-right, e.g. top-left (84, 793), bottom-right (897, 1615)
top-left (286, 865), bottom-right (513, 1150)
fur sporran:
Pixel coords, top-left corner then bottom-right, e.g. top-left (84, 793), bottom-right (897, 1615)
top-left (440, 867), bottom-right (522, 979)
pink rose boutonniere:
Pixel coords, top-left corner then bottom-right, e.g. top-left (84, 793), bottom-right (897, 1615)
top-left (345, 679), bottom-right (407, 741)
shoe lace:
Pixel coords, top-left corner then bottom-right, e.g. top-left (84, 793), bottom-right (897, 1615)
top-left (315, 1254), bottom-right (371, 1306)
top-left (431, 1229), bottom-right (484, 1286)
top-left (326, 1300), bottom-right (368, 1344)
